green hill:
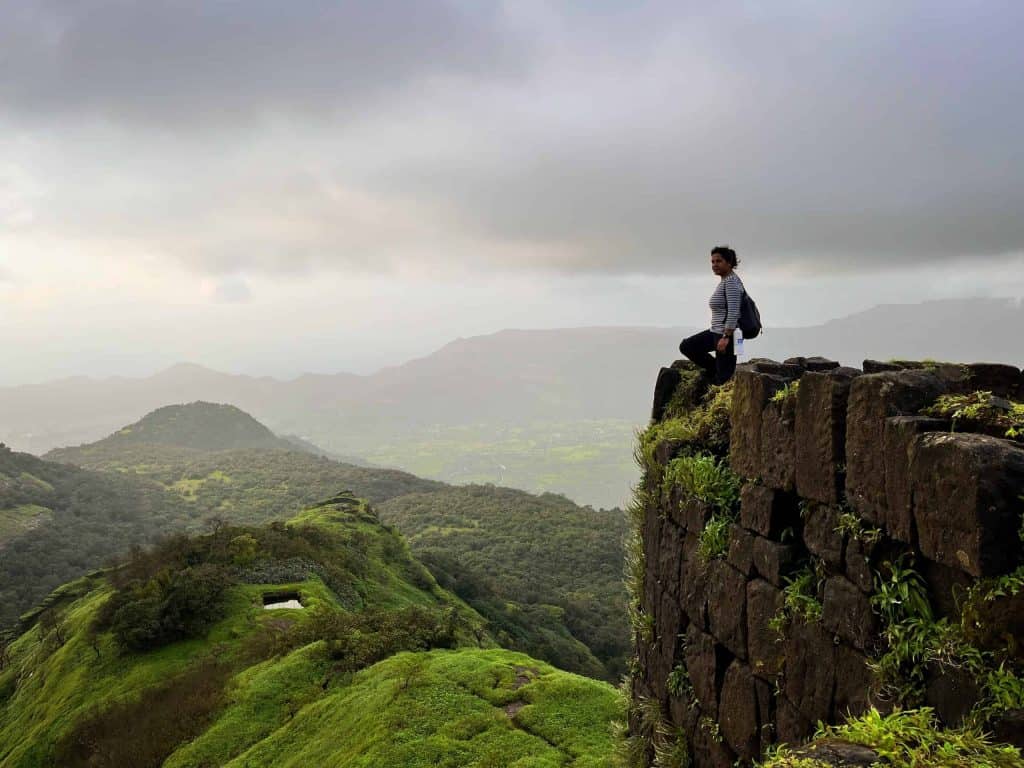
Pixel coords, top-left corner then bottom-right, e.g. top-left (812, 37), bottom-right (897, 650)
top-left (0, 442), bottom-right (442, 629)
top-left (16, 405), bottom-right (629, 681)
top-left (0, 498), bottom-right (620, 767)
top-left (45, 402), bottom-right (309, 462)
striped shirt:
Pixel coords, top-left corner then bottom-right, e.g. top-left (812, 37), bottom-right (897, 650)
top-left (710, 272), bottom-right (744, 334)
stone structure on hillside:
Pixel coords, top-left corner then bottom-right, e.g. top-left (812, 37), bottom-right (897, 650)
top-left (631, 357), bottom-right (1024, 767)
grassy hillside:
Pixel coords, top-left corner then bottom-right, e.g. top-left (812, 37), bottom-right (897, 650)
top-left (28, 405), bottom-right (630, 679)
top-left (45, 401), bottom-right (311, 462)
top-left (378, 485), bottom-right (630, 681)
top-left (0, 440), bottom-right (442, 629)
top-left (0, 498), bottom-right (620, 767)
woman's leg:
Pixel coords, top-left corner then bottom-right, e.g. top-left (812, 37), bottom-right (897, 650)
top-left (679, 330), bottom-right (717, 377)
top-left (714, 337), bottom-right (736, 384)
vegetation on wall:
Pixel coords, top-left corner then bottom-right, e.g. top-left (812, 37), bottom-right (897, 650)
top-left (922, 390), bottom-right (1024, 439)
top-left (761, 707), bottom-right (1022, 768)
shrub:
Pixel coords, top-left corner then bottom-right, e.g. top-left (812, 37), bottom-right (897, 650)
top-left (102, 564), bottom-right (230, 651)
top-left (662, 453), bottom-right (740, 512)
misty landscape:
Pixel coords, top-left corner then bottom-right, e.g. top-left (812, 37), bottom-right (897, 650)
top-left (4, 298), bottom-right (1021, 509)
top-left (2, 3), bottom-right (1024, 768)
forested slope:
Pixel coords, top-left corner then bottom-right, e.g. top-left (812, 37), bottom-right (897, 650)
top-left (378, 485), bottom-right (630, 680)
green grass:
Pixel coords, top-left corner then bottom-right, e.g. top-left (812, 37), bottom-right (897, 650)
top-left (0, 504), bottom-right (51, 542)
top-left (761, 708), bottom-right (1022, 767)
top-left (769, 566), bottom-right (823, 636)
top-left (922, 390), bottom-right (1024, 439)
top-left (163, 641), bottom-right (332, 768)
top-left (0, 497), bottom-right (491, 766)
top-left (169, 470), bottom-right (234, 498)
top-left (662, 453), bottom-right (740, 512)
top-left (209, 649), bottom-right (620, 768)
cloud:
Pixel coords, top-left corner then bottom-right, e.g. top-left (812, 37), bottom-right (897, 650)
top-left (200, 275), bottom-right (251, 303)
top-left (2, 2), bottom-right (1023, 278)
top-left (0, 0), bottom-right (523, 128)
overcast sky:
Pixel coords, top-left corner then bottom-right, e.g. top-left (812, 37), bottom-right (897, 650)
top-left (2, 1), bottom-right (1023, 383)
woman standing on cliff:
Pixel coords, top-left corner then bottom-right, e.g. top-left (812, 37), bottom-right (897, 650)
top-left (679, 245), bottom-right (744, 385)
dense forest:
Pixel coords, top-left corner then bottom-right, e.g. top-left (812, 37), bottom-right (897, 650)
top-left (378, 485), bottom-right (630, 680)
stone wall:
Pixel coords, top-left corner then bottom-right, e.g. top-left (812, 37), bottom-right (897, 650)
top-left (631, 357), bottom-right (1024, 767)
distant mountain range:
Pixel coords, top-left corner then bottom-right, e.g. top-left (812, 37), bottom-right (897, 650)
top-left (2, 298), bottom-right (1021, 505)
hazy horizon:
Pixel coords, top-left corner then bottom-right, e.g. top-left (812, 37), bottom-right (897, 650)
top-left (0, 294), bottom-right (1018, 387)
top-left (3, 3), bottom-right (1023, 385)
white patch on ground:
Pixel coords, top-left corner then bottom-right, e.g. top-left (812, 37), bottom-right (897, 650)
top-left (264, 599), bottom-right (303, 610)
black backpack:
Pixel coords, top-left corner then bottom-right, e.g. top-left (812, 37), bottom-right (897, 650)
top-left (724, 284), bottom-right (763, 339)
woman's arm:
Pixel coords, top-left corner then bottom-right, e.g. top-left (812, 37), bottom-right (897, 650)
top-left (723, 275), bottom-right (742, 335)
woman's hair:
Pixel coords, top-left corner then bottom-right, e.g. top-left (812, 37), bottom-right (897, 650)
top-left (711, 245), bottom-right (739, 268)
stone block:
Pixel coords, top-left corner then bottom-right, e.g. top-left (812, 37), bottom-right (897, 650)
top-left (965, 362), bottom-right (1023, 400)
top-left (920, 558), bottom-right (974, 621)
top-left (803, 503), bottom-right (845, 568)
top-left (790, 741), bottom-right (880, 766)
top-left (690, 717), bottom-right (738, 768)
top-left (681, 537), bottom-right (709, 629)
top-left (740, 483), bottom-right (799, 538)
top-left (843, 536), bottom-right (881, 595)
top-left (845, 370), bottom-right (949, 524)
top-left (805, 356), bottom-right (842, 372)
top-left (761, 393), bottom-right (798, 491)
top-left (752, 537), bottom-right (798, 587)
top-left (832, 644), bottom-right (873, 720)
top-left (684, 626), bottom-right (721, 718)
top-left (683, 498), bottom-right (713, 533)
top-left (751, 360), bottom-right (804, 378)
top-left (754, 677), bottom-right (777, 754)
top-left (667, 688), bottom-right (700, 735)
top-left (641, 502), bottom-right (662, 614)
top-left (727, 524), bottom-right (756, 577)
top-left (656, 521), bottom-right (683, 598)
top-left (960, 580), bottom-right (1024, 660)
top-left (654, 589), bottom-right (685, 695)
top-left (924, 663), bottom-right (981, 727)
top-left (652, 366), bottom-right (682, 422)
top-left (747, 579), bottom-right (785, 681)
top-left (730, 370), bottom-right (787, 480)
top-left (775, 695), bottom-right (813, 746)
top-left (822, 576), bottom-right (878, 651)
top-left (707, 560), bottom-right (748, 659)
top-left (991, 710), bottom-right (1024, 751)
top-left (795, 368), bottom-right (860, 504)
top-left (784, 621), bottom-right (836, 725)
top-left (863, 359), bottom-right (903, 373)
top-left (912, 433), bottom-right (1024, 577)
top-left (666, 485), bottom-right (689, 528)
top-left (720, 661), bottom-right (760, 761)
top-left (882, 416), bottom-right (949, 543)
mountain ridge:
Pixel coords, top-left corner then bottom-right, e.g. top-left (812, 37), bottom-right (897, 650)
top-left (4, 298), bottom-right (1022, 507)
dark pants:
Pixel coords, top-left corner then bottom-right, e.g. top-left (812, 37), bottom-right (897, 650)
top-left (680, 329), bottom-right (736, 385)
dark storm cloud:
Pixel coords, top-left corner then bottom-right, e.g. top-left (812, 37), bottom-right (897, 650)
top-left (3, 1), bottom-right (1023, 275)
top-left (0, 0), bottom-right (521, 126)
top-left (374, 2), bottom-right (1024, 271)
